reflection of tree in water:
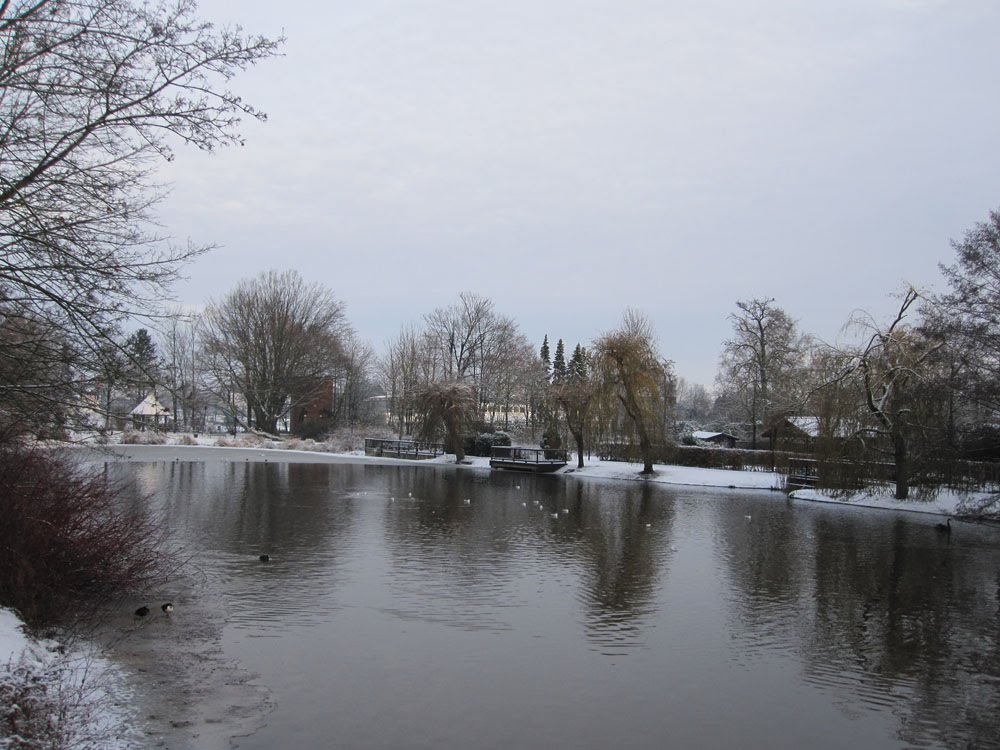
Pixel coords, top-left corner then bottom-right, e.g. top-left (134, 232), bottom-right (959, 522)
top-left (720, 506), bottom-right (1000, 749)
top-left (122, 461), bottom-right (364, 627)
top-left (809, 518), bottom-right (1000, 750)
top-left (379, 467), bottom-right (532, 631)
top-left (715, 502), bottom-right (807, 638)
top-left (549, 481), bottom-right (675, 652)
top-left (378, 470), bottom-right (674, 643)
top-left (145, 461), bottom-right (360, 556)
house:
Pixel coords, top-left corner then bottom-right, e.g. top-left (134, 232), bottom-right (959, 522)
top-left (130, 393), bottom-right (172, 431)
top-left (692, 430), bottom-right (739, 449)
top-left (290, 378), bottom-right (335, 436)
top-left (760, 416), bottom-right (824, 451)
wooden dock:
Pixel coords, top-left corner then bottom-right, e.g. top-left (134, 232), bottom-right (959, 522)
top-left (490, 446), bottom-right (568, 473)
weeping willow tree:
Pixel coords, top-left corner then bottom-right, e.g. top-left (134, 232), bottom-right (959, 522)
top-left (593, 310), bottom-right (672, 475)
top-left (416, 381), bottom-right (478, 463)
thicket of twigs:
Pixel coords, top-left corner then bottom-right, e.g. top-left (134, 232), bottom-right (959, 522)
top-left (0, 443), bottom-right (170, 629)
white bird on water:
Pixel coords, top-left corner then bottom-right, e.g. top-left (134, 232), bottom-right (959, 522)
top-left (463, 498), bottom-right (471, 505)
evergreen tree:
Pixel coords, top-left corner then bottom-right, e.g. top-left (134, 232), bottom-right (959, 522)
top-left (553, 339), bottom-right (567, 382)
top-left (540, 335), bottom-right (552, 382)
top-left (569, 344), bottom-right (589, 380)
top-left (124, 329), bottom-right (160, 400)
top-left (556, 343), bottom-right (596, 469)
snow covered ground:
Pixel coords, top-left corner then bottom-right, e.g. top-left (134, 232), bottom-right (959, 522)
top-left (0, 608), bottom-right (139, 749)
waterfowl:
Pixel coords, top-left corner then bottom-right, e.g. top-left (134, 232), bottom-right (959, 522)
top-left (259, 554), bottom-right (271, 562)
top-left (161, 603), bottom-right (173, 614)
top-left (935, 518), bottom-right (952, 533)
top-left (134, 606), bottom-right (150, 617)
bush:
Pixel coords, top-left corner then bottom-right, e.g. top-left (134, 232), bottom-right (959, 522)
top-left (466, 430), bottom-right (514, 457)
top-left (120, 428), bottom-right (166, 445)
top-left (296, 420), bottom-right (330, 442)
top-left (0, 444), bottom-right (171, 629)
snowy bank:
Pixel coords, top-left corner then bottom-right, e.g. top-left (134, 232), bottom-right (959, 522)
top-left (789, 487), bottom-right (1000, 519)
top-left (1, 608), bottom-right (138, 749)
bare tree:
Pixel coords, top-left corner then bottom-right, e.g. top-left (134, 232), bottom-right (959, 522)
top-left (330, 332), bottom-right (376, 427)
top-left (0, 306), bottom-right (75, 438)
top-left (379, 325), bottom-right (428, 438)
top-left (845, 289), bottom-right (945, 499)
top-left (718, 297), bottom-right (803, 448)
top-left (593, 310), bottom-right (670, 475)
top-left (422, 292), bottom-right (518, 411)
top-left (158, 309), bottom-right (211, 431)
top-left (0, 0), bottom-right (280, 434)
top-left (201, 270), bottom-right (349, 435)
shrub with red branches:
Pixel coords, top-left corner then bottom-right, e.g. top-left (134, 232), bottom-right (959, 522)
top-left (0, 444), bottom-right (169, 629)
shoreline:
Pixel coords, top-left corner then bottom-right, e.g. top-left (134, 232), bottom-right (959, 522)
top-left (62, 440), bottom-right (999, 520)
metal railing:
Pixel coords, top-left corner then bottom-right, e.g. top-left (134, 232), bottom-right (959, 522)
top-left (491, 446), bottom-right (569, 464)
top-left (364, 438), bottom-right (444, 460)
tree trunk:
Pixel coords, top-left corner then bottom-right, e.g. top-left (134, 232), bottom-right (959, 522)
top-left (893, 432), bottom-right (909, 500)
top-left (572, 429), bottom-right (585, 469)
top-left (445, 416), bottom-right (464, 463)
top-left (639, 428), bottom-right (654, 474)
top-left (620, 387), bottom-right (655, 474)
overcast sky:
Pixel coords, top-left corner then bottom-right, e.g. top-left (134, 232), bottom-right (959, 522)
top-left (159, 0), bottom-right (1000, 385)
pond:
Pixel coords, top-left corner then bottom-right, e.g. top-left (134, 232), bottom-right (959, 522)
top-left (112, 460), bottom-right (1000, 749)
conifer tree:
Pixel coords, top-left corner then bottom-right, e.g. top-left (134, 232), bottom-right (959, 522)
top-left (553, 339), bottom-right (567, 383)
top-left (540, 335), bottom-right (552, 382)
top-left (569, 344), bottom-right (588, 380)
top-left (555, 343), bottom-right (596, 468)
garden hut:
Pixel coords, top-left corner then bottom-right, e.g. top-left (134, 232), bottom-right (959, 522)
top-left (692, 430), bottom-right (739, 449)
top-left (130, 393), bottom-right (171, 431)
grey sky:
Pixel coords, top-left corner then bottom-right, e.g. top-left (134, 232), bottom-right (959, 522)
top-left (159, 0), bottom-right (1000, 385)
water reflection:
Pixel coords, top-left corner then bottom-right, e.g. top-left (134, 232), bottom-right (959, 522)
top-left (719, 504), bottom-right (1000, 749)
top-left (111, 461), bottom-right (1000, 750)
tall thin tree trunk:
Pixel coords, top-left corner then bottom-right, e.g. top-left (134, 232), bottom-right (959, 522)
top-left (893, 432), bottom-right (909, 500)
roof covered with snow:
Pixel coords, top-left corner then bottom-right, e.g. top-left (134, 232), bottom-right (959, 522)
top-left (130, 394), bottom-right (170, 417)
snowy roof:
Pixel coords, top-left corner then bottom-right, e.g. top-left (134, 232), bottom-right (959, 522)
top-left (786, 416), bottom-right (820, 438)
top-left (130, 394), bottom-right (170, 417)
top-left (693, 431), bottom-right (737, 441)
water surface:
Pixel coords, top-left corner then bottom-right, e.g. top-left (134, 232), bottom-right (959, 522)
top-left (119, 461), bottom-right (1000, 749)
